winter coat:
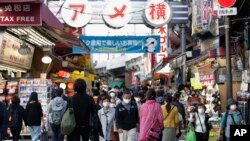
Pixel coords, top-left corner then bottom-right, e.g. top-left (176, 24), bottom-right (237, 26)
top-left (48, 97), bottom-right (67, 124)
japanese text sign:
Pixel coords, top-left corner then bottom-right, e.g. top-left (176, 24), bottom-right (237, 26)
top-left (156, 25), bottom-right (168, 62)
top-left (0, 3), bottom-right (41, 26)
top-left (103, 0), bottom-right (132, 28)
top-left (144, 0), bottom-right (172, 27)
top-left (61, 0), bottom-right (92, 28)
top-left (218, 7), bottom-right (237, 16)
top-left (80, 36), bottom-right (160, 53)
top-left (0, 32), bottom-right (34, 70)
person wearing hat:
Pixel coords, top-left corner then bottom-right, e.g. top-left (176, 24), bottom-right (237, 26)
top-left (220, 98), bottom-right (245, 141)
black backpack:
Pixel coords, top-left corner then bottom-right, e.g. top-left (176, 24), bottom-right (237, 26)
top-left (9, 107), bottom-right (19, 128)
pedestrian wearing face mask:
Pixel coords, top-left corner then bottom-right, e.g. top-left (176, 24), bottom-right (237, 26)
top-left (115, 89), bottom-right (139, 141)
top-left (98, 95), bottom-right (116, 141)
top-left (133, 92), bottom-right (144, 113)
top-left (188, 104), bottom-right (212, 141)
top-left (220, 98), bottom-right (245, 141)
top-left (109, 89), bottom-right (121, 106)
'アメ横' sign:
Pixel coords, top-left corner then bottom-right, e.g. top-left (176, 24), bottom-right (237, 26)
top-left (80, 36), bottom-right (160, 53)
top-left (144, 0), bottom-right (172, 27)
top-left (61, 0), bottom-right (92, 28)
top-left (0, 3), bottom-right (41, 26)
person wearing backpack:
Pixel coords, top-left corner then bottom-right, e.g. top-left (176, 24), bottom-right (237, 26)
top-left (220, 98), bottom-right (245, 141)
top-left (48, 88), bottom-right (67, 141)
top-left (7, 96), bottom-right (25, 141)
top-left (67, 79), bottom-right (96, 141)
top-left (25, 92), bottom-right (43, 141)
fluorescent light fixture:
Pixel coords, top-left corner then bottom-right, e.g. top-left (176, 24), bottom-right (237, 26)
top-left (41, 55), bottom-right (52, 64)
top-left (0, 65), bottom-right (26, 72)
top-left (59, 83), bottom-right (66, 90)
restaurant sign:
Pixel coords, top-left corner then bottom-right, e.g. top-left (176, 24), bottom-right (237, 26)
top-left (0, 3), bottom-right (41, 26)
top-left (0, 32), bottom-right (34, 70)
top-left (80, 36), bottom-right (160, 53)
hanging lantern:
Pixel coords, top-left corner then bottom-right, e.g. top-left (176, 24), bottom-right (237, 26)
top-left (67, 82), bottom-right (74, 90)
top-left (58, 70), bottom-right (65, 77)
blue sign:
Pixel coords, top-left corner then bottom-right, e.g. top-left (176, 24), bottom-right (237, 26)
top-left (80, 36), bottom-right (160, 53)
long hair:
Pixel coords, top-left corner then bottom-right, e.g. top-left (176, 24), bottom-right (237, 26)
top-left (165, 94), bottom-right (173, 113)
top-left (28, 92), bottom-right (39, 103)
top-left (146, 88), bottom-right (156, 100)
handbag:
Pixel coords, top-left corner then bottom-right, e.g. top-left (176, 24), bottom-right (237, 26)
top-left (40, 125), bottom-right (48, 141)
top-left (61, 108), bottom-right (76, 135)
top-left (146, 103), bottom-right (161, 140)
top-left (186, 125), bottom-right (196, 141)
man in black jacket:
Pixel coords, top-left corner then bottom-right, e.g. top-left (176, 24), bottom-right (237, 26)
top-left (115, 89), bottom-right (139, 141)
top-left (67, 79), bottom-right (95, 141)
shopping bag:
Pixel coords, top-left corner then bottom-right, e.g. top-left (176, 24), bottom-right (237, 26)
top-left (61, 108), bottom-right (76, 135)
top-left (186, 126), bottom-right (196, 141)
top-left (40, 125), bottom-right (48, 141)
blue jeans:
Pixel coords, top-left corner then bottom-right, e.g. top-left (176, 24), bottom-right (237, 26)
top-left (29, 126), bottom-right (41, 141)
top-left (50, 124), bottom-right (64, 141)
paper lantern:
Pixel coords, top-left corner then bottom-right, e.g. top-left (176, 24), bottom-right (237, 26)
top-left (58, 70), bottom-right (65, 77)
top-left (68, 92), bottom-right (74, 97)
top-left (67, 82), bottom-right (74, 90)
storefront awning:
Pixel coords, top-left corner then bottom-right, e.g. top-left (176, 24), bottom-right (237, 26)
top-left (108, 81), bottom-right (124, 88)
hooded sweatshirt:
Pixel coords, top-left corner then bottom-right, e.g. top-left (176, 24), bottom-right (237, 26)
top-left (48, 97), bottom-right (67, 124)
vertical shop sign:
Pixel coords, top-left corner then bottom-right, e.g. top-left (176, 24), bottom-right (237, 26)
top-left (61, 0), bottom-right (92, 28)
top-left (192, 0), bottom-right (219, 36)
top-left (131, 71), bottom-right (140, 85)
top-left (144, 0), bottom-right (172, 27)
top-left (157, 25), bottom-right (168, 62)
top-left (0, 3), bottom-right (41, 26)
top-left (0, 32), bottom-right (34, 70)
top-left (103, 0), bottom-right (132, 28)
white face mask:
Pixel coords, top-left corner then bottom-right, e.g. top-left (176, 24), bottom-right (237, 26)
top-left (230, 104), bottom-right (237, 111)
top-left (123, 99), bottom-right (131, 104)
top-left (103, 102), bottom-right (110, 108)
top-left (110, 103), bottom-right (116, 108)
top-left (198, 108), bottom-right (204, 114)
top-left (110, 93), bottom-right (116, 98)
top-left (135, 97), bottom-right (141, 102)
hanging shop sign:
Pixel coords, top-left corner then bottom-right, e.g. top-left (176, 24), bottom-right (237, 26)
top-left (191, 0), bottom-right (219, 36)
top-left (103, 0), bottom-right (132, 28)
top-left (0, 3), bottom-right (41, 26)
top-left (156, 25), bottom-right (168, 63)
top-left (0, 32), bottom-right (34, 70)
top-left (200, 74), bottom-right (215, 86)
top-left (80, 36), bottom-right (160, 53)
top-left (61, 0), bottom-right (92, 28)
top-left (131, 70), bottom-right (140, 85)
top-left (144, 0), bottom-right (172, 27)
top-left (218, 7), bottom-right (237, 16)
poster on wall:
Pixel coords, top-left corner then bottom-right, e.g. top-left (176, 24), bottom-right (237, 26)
top-left (192, 0), bottom-right (219, 36)
top-left (0, 32), bottom-right (35, 70)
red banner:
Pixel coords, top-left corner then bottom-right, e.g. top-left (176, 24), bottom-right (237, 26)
top-left (0, 3), bottom-right (41, 26)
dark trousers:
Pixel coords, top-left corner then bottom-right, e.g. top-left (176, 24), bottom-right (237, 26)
top-left (51, 124), bottom-right (64, 141)
top-left (67, 127), bottom-right (90, 141)
top-left (10, 126), bottom-right (22, 141)
top-left (195, 132), bottom-right (209, 141)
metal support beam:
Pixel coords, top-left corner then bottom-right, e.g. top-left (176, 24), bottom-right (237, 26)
top-left (244, 22), bottom-right (249, 69)
top-left (225, 16), bottom-right (232, 99)
top-left (180, 24), bottom-right (186, 84)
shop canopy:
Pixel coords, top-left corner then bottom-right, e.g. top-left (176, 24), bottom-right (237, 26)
top-left (108, 81), bottom-right (124, 89)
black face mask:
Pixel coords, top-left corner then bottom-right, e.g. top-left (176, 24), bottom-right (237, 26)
top-left (191, 94), bottom-right (195, 97)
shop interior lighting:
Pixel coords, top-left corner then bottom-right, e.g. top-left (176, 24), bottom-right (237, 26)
top-left (7, 27), bottom-right (55, 47)
top-left (59, 83), bottom-right (66, 90)
top-left (0, 65), bottom-right (26, 73)
top-left (41, 55), bottom-right (52, 64)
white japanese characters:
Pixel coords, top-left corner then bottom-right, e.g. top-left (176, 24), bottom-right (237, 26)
top-left (61, 0), bottom-right (92, 28)
top-left (102, 0), bottom-right (132, 28)
top-left (144, 0), bottom-right (172, 27)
